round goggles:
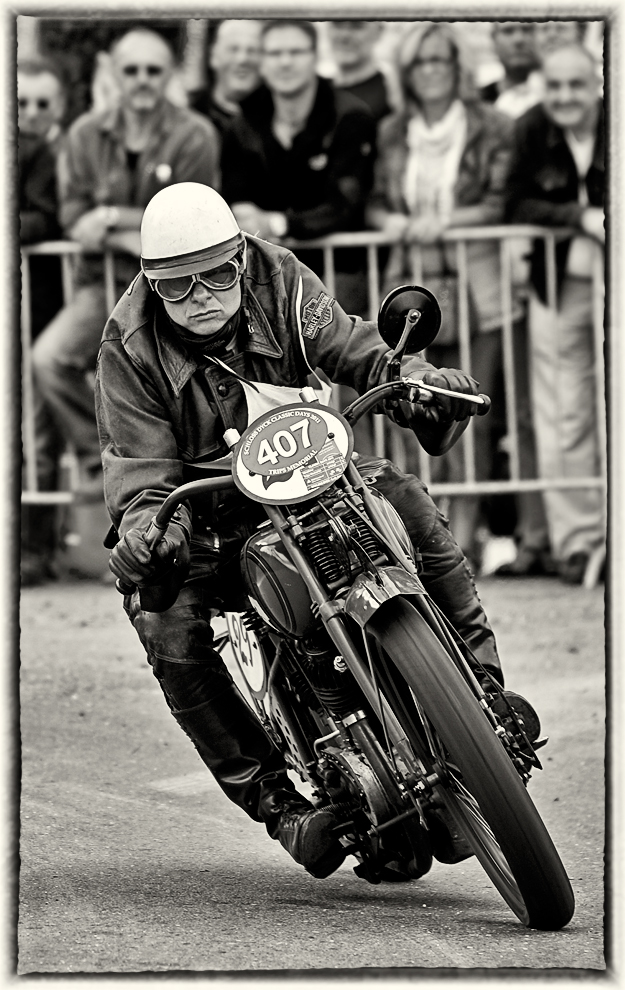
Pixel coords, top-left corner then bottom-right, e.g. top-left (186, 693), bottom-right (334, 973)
top-left (151, 255), bottom-right (243, 302)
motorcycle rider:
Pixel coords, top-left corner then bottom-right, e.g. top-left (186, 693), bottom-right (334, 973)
top-left (96, 181), bottom-right (535, 880)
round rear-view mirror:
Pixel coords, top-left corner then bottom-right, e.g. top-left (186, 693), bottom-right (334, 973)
top-left (378, 285), bottom-right (442, 354)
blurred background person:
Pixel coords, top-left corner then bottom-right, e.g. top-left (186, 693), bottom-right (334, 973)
top-left (534, 20), bottom-right (587, 57)
top-left (30, 27), bottom-right (220, 512)
top-left (505, 42), bottom-right (605, 585)
top-left (90, 45), bottom-right (189, 117)
top-left (189, 19), bottom-right (263, 134)
top-left (18, 55), bottom-right (65, 160)
top-left (19, 56), bottom-right (67, 586)
top-left (480, 21), bottom-right (543, 119)
top-left (325, 18), bottom-right (394, 331)
top-left (366, 21), bottom-right (540, 574)
top-left (30, 18), bottom-right (186, 126)
top-left (326, 20), bottom-right (393, 124)
top-left (18, 57), bottom-right (66, 327)
top-left (478, 22), bottom-right (553, 576)
top-left (221, 19), bottom-right (375, 317)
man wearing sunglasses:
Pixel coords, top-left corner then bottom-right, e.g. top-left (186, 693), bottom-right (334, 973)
top-left (31, 27), bottom-right (220, 505)
top-left (94, 181), bottom-right (540, 879)
top-left (19, 57), bottom-right (67, 586)
top-left (18, 56), bottom-right (66, 310)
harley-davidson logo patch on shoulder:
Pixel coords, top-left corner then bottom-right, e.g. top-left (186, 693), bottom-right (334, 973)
top-left (302, 292), bottom-right (335, 339)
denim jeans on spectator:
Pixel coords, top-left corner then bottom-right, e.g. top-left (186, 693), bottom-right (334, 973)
top-left (528, 277), bottom-right (605, 563)
top-left (32, 279), bottom-right (129, 477)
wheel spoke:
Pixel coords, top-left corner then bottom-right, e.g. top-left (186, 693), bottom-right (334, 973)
top-left (367, 598), bottom-right (574, 930)
top-left (442, 782), bottom-right (530, 924)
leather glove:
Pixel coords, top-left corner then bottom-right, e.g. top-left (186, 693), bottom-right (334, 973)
top-left (109, 522), bottom-right (190, 588)
top-left (398, 361), bottom-right (479, 457)
top-left (403, 361), bottom-right (479, 424)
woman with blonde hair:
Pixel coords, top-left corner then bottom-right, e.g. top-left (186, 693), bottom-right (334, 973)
top-left (368, 21), bottom-right (549, 575)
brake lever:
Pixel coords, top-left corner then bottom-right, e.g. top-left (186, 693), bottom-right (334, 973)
top-left (404, 378), bottom-right (492, 416)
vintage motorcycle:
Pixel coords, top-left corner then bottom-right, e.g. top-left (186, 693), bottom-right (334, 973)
top-left (126, 286), bottom-right (575, 931)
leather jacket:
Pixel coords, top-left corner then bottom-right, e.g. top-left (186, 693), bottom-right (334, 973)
top-left (369, 100), bottom-right (515, 331)
top-left (57, 100), bottom-right (220, 288)
top-left (95, 235), bottom-right (436, 539)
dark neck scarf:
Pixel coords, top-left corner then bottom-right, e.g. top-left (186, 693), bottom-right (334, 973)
top-left (164, 305), bottom-right (242, 359)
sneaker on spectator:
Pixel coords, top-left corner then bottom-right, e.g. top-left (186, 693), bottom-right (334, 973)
top-left (494, 547), bottom-right (558, 577)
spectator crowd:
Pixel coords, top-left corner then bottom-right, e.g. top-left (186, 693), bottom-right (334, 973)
top-left (18, 18), bottom-right (605, 589)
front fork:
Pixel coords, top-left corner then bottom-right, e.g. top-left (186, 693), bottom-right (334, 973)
top-left (261, 488), bottom-right (510, 805)
top-left (262, 499), bottom-right (433, 781)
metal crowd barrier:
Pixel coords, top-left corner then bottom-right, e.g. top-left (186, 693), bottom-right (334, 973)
top-left (285, 227), bottom-right (606, 503)
top-left (21, 226), bottom-right (606, 524)
top-left (21, 240), bottom-right (124, 504)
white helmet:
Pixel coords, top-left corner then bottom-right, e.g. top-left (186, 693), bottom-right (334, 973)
top-left (141, 182), bottom-right (245, 280)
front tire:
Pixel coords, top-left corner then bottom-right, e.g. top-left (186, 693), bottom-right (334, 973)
top-left (368, 598), bottom-right (575, 930)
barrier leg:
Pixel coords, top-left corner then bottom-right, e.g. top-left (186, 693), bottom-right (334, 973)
top-left (21, 252), bottom-right (38, 493)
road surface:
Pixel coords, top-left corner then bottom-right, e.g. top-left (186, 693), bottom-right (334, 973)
top-left (17, 575), bottom-right (605, 976)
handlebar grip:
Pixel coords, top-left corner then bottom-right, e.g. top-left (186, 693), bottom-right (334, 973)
top-left (112, 516), bottom-right (167, 597)
top-left (476, 394), bottom-right (491, 416)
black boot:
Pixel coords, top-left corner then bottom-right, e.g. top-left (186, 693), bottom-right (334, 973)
top-left (270, 806), bottom-right (347, 879)
top-left (171, 682), bottom-right (346, 877)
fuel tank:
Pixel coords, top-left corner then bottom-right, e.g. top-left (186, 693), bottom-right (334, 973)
top-left (241, 527), bottom-right (317, 639)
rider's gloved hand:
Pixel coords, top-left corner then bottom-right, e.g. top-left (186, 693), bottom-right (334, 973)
top-left (416, 367), bottom-right (480, 424)
top-left (109, 523), bottom-right (190, 588)
top-left (397, 360), bottom-right (480, 457)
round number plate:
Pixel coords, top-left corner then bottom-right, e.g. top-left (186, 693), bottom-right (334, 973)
top-left (232, 403), bottom-right (354, 505)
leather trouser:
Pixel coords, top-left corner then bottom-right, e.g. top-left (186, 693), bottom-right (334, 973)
top-left (125, 589), bottom-right (307, 836)
top-left (124, 454), bottom-right (502, 828)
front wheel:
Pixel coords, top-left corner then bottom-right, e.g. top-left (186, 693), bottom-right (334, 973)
top-left (368, 598), bottom-right (575, 930)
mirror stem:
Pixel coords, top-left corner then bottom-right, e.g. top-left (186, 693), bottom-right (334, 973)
top-left (386, 308), bottom-right (421, 383)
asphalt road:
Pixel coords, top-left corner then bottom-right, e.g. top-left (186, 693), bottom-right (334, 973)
top-left (17, 575), bottom-right (605, 976)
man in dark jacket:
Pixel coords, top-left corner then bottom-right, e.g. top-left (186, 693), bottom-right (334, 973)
top-left (480, 22), bottom-right (542, 120)
top-left (18, 56), bottom-right (66, 333)
top-left (96, 182), bottom-right (536, 879)
top-left (188, 19), bottom-right (263, 135)
top-left (19, 56), bottom-right (67, 586)
top-left (505, 43), bottom-right (605, 584)
top-left (327, 21), bottom-right (392, 124)
top-left (220, 19), bottom-right (376, 316)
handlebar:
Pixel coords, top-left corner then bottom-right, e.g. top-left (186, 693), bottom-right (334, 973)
top-left (408, 379), bottom-right (491, 415)
top-left (342, 378), bottom-right (491, 425)
top-left (114, 475), bottom-right (236, 596)
top-left (114, 377), bottom-right (490, 595)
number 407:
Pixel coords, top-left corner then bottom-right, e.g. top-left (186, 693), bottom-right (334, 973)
top-left (257, 419), bottom-right (311, 466)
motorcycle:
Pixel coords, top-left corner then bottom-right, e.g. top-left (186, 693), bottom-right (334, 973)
top-left (123, 286), bottom-right (575, 931)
